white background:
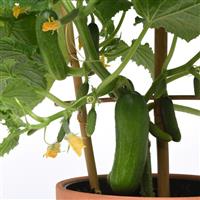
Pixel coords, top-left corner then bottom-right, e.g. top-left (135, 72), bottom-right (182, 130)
top-left (0, 10), bottom-right (200, 200)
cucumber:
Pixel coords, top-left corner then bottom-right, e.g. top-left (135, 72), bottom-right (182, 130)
top-left (109, 91), bottom-right (149, 194)
top-left (193, 77), bottom-right (200, 97)
top-left (149, 121), bottom-right (172, 142)
top-left (88, 22), bottom-right (99, 56)
top-left (159, 96), bottom-right (181, 142)
top-left (35, 9), bottom-right (68, 80)
top-left (86, 107), bottom-right (97, 137)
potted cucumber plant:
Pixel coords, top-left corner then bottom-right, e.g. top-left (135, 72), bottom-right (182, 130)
top-left (0, 0), bottom-right (200, 199)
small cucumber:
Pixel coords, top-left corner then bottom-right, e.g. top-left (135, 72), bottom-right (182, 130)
top-left (193, 77), bottom-right (200, 97)
top-left (109, 91), bottom-right (149, 194)
top-left (86, 107), bottom-right (97, 137)
top-left (149, 121), bottom-right (172, 142)
top-left (159, 96), bottom-right (181, 142)
top-left (35, 9), bottom-right (68, 80)
top-left (88, 22), bottom-right (99, 56)
top-left (57, 118), bottom-right (70, 143)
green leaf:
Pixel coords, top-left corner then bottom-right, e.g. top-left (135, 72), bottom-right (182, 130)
top-left (0, 37), bottom-right (37, 60)
top-left (100, 19), bottom-right (115, 37)
top-left (1, 79), bottom-right (42, 105)
top-left (131, 43), bottom-right (154, 78)
top-left (132, 0), bottom-right (200, 41)
top-left (0, 131), bottom-right (20, 156)
top-left (93, 0), bottom-right (131, 35)
top-left (60, 8), bottom-right (79, 25)
top-left (0, 0), bottom-right (48, 16)
top-left (94, 0), bottom-right (132, 21)
top-left (104, 39), bottom-right (154, 78)
top-left (10, 13), bottom-right (37, 45)
top-left (0, 61), bottom-right (45, 115)
top-left (0, 37), bottom-right (54, 116)
top-left (12, 61), bottom-right (47, 89)
top-left (103, 38), bottom-right (129, 62)
top-left (0, 59), bottom-right (47, 89)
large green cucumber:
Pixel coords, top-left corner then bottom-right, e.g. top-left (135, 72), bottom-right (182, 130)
top-left (159, 96), bottom-right (181, 142)
top-left (109, 91), bottom-right (149, 194)
top-left (35, 10), bottom-right (68, 80)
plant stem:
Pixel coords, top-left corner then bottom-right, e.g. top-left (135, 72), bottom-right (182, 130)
top-left (82, 0), bottom-right (101, 17)
top-left (145, 73), bottom-right (166, 101)
top-left (190, 67), bottom-right (200, 79)
top-left (38, 90), bottom-right (69, 108)
top-left (25, 109), bottom-right (47, 123)
top-left (96, 23), bottom-right (149, 95)
top-left (103, 46), bottom-right (129, 58)
top-left (67, 67), bottom-right (86, 76)
top-left (166, 71), bottom-right (189, 83)
top-left (167, 51), bottom-right (200, 76)
top-left (61, 0), bottom-right (110, 80)
top-left (174, 104), bottom-right (200, 116)
top-left (100, 11), bottom-right (126, 48)
top-left (145, 51), bottom-right (200, 101)
top-left (162, 35), bottom-right (177, 71)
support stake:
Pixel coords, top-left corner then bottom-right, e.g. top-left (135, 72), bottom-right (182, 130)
top-left (154, 28), bottom-right (170, 197)
top-left (65, 22), bottom-right (100, 193)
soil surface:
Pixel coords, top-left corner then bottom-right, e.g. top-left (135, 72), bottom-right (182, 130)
top-left (65, 176), bottom-right (200, 197)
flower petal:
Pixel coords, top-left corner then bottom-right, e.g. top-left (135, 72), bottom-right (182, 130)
top-left (42, 20), bottom-right (60, 32)
top-left (66, 134), bottom-right (86, 156)
top-left (44, 143), bottom-right (60, 158)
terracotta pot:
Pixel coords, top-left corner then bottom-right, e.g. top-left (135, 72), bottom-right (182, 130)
top-left (56, 174), bottom-right (200, 200)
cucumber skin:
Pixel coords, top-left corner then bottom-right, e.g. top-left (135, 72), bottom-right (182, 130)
top-left (86, 107), bottom-right (97, 137)
top-left (36, 10), bottom-right (68, 80)
top-left (159, 97), bottom-right (181, 142)
top-left (194, 77), bottom-right (200, 97)
top-left (109, 92), bottom-right (149, 194)
top-left (88, 22), bottom-right (99, 55)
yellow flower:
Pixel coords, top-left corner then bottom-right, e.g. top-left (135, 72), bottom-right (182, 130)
top-left (100, 54), bottom-right (110, 67)
top-left (66, 133), bottom-right (86, 157)
top-left (44, 143), bottom-right (60, 158)
top-left (42, 18), bottom-right (60, 32)
top-left (12, 3), bottom-right (29, 19)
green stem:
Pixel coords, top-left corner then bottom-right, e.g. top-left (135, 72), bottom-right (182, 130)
top-left (62, 0), bottom-right (110, 80)
top-left (103, 47), bottom-right (129, 58)
top-left (76, 0), bottom-right (84, 8)
top-left (190, 67), bottom-right (200, 79)
top-left (96, 23), bottom-right (150, 95)
top-left (145, 51), bottom-right (200, 101)
top-left (174, 104), bottom-right (200, 116)
top-left (166, 71), bottom-right (189, 83)
top-left (167, 51), bottom-right (200, 76)
top-left (37, 90), bottom-right (69, 108)
top-left (25, 109), bottom-right (47, 123)
top-left (82, 0), bottom-right (101, 17)
top-left (67, 67), bottom-right (86, 77)
top-left (14, 98), bottom-right (46, 123)
top-left (100, 11), bottom-right (126, 48)
top-left (162, 35), bottom-right (177, 71)
top-left (145, 72), bottom-right (166, 101)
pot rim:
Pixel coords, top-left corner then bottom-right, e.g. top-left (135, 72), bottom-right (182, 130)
top-left (56, 174), bottom-right (200, 199)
